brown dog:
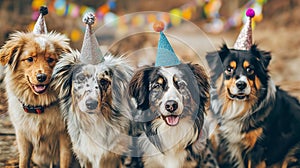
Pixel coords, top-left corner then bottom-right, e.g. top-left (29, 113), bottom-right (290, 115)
top-left (0, 31), bottom-right (72, 167)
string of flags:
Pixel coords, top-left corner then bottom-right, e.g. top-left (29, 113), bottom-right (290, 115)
top-left (30, 0), bottom-right (267, 42)
top-left (31, 0), bottom-right (117, 19)
top-left (31, 0), bottom-right (200, 26)
top-left (203, 0), bottom-right (267, 33)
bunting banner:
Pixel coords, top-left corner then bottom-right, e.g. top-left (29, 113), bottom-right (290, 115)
top-left (30, 0), bottom-right (267, 41)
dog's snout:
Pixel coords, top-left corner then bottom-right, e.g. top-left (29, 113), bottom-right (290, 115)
top-left (36, 73), bottom-right (47, 83)
top-left (236, 81), bottom-right (247, 90)
top-left (86, 99), bottom-right (98, 110)
top-left (165, 100), bottom-right (178, 113)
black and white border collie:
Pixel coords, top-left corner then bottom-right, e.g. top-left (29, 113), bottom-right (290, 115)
top-left (129, 63), bottom-right (219, 168)
top-left (206, 44), bottom-right (300, 168)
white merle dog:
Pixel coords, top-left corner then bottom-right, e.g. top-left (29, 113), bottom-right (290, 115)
top-left (51, 49), bottom-right (134, 167)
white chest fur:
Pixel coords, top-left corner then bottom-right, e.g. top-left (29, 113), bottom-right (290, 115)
top-left (220, 120), bottom-right (245, 167)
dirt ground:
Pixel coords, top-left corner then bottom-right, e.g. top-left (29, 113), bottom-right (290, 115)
top-left (1, 5), bottom-right (300, 167)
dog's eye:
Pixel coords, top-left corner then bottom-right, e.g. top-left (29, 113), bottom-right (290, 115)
top-left (225, 66), bottom-right (233, 74)
top-left (47, 58), bottom-right (55, 63)
top-left (77, 74), bottom-right (85, 82)
top-left (27, 57), bottom-right (33, 62)
top-left (246, 67), bottom-right (254, 74)
top-left (152, 77), bottom-right (164, 89)
top-left (153, 83), bottom-right (161, 89)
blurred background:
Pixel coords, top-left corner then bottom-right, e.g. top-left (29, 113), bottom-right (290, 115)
top-left (0, 0), bottom-right (300, 81)
top-left (0, 0), bottom-right (300, 166)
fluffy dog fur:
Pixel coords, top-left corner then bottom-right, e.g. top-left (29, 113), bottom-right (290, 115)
top-left (129, 63), bottom-right (219, 168)
top-left (0, 31), bottom-right (72, 167)
top-left (51, 49), bottom-right (134, 167)
top-left (206, 44), bottom-right (300, 168)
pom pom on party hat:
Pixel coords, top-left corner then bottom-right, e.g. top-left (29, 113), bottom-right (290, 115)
top-left (233, 8), bottom-right (255, 50)
top-left (33, 6), bottom-right (48, 34)
top-left (80, 12), bottom-right (104, 64)
top-left (153, 21), bottom-right (181, 67)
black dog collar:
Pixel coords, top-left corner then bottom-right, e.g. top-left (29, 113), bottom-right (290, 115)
top-left (20, 100), bottom-right (58, 114)
top-left (22, 104), bottom-right (44, 114)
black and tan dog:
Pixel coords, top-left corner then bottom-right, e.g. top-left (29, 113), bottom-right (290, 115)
top-left (206, 43), bottom-right (300, 167)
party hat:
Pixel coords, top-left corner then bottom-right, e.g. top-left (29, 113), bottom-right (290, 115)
top-left (233, 8), bottom-right (255, 50)
top-left (153, 21), bottom-right (181, 67)
top-left (80, 12), bottom-right (104, 64)
top-left (33, 6), bottom-right (48, 34)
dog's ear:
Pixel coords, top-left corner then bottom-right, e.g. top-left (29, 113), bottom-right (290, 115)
top-left (188, 63), bottom-right (210, 109)
top-left (49, 33), bottom-right (71, 56)
top-left (205, 44), bottom-right (228, 86)
top-left (129, 66), bottom-right (154, 111)
top-left (109, 59), bottom-right (134, 114)
top-left (206, 44), bottom-right (229, 66)
top-left (218, 44), bottom-right (230, 62)
top-left (0, 32), bottom-right (24, 69)
top-left (51, 50), bottom-right (80, 99)
top-left (250, 44), bottom-right (272, 68)
top-left (260, 50), bottom-right (271, 68)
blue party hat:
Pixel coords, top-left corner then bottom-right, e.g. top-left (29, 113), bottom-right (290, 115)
top-left (154, 21), bottom-right (181, 67)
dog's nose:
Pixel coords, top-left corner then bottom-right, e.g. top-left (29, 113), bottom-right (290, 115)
top-left (86, 99), bottom-right (98, 110)
top-left (236, 81), bottom-right (247, 90)
top-left (36, 73), bottom-right (47, 83)
top-left (165, 100), bottom-right (178, 113)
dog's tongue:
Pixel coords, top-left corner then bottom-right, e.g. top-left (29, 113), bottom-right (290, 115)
top-left (165, 116), bottom-right (179, 126)
top-left (33, 85), bottom-right (46, 93)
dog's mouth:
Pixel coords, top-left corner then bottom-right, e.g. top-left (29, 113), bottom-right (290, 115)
top-left (161, 115), bottom-right (180, 126)
top-left (228, 89), bottom-right (249, 101)
top-left (32, 85), bottom-right (48, 94)
top-left (27, 77), bottom-right (48, 94)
